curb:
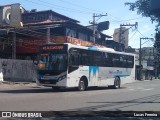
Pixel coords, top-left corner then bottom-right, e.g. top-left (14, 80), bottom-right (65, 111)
top-left (0, 81), bottom-right (36, 85)
top-left (136, 79), bottom-right (160, 82)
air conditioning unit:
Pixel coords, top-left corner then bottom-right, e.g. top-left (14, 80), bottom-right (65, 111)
top-left (0, 3), bottom-right (25, 27)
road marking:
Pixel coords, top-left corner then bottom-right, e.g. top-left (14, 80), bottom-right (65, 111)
top-left (141, 88), bottom-right (154, 91)
top-left (128, 88), bottom-right (135, 91)
top-left (128, 87), bottom-right (154, 91)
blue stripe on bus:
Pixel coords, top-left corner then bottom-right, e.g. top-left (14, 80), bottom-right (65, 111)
top-left (87, 46), bottom-right (99, 51)
top-left (114, 74), bottom-right (129, 78)
top-left (89, 66), bottom-right (99, 80)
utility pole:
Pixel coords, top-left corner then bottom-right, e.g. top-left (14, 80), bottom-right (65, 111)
top-left (154, 50), bottom-right (160, 79)
top-left (12, 29), bottom-right (16, 59)
top-left (47, 27), bottom-right (50, 44)
top-left (139, 37), bottom-right (154, 80)
top-left (90, 13), bottom-right (107, 44)
top-left (119, 22), bottom-right (138, 51)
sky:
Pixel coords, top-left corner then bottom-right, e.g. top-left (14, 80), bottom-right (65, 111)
top-left (0, 0), bottom-right (157, 48)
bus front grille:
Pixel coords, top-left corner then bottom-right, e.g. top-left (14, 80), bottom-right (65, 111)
top-left (39, 79), bottom-right (58, 84)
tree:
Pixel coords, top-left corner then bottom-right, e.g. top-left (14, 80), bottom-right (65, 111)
top-left (125, 0), bottom-right (160, 55)
top-left (125, 0), bottom-right (160, 26)
top-left (154, 32), bottom-right (160, 55)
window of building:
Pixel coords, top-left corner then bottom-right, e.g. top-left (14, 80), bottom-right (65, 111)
top-left (66, 28), bottom-right (76, 38)
top-left (78, 32), bottom-right (88, 41)
top-left (89, 36), bottom-right (93, 42)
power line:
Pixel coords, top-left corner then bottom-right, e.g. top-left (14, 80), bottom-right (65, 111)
top-left (59, 0), bottom-right (102, 13)
top-left (129, 30), bottom-right (137, 41)
top-left (137, 29), bottom-right (146, 37)
top-left (59, 0), bottom-right (132, 22)
top-left (111, 17), bottom-right (143, 23)
top-left (38, 0), bottom-right (93, 14)
top-left (145, 40), bottom-right (154, 47)
top-left (24, 0), bottom-right (92, 15)
top-left (58, 0), bottom-right (145, 23)
top-left (148, 43), bottom-right (154, 47)
top-left (112, 25), bottom-right (134, 37)
top-left (141, 39), bottom-right (150, 46)
top-left (22, 0), bottom-right (146, 25)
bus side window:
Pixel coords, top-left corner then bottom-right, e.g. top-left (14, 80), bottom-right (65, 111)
top-left (120, 56), bottom-right (123, 67)
top-left (93, 51), bottom-right (102, 66)
top-left (103, 52), bottom-right (109, 67)
top-left (112, 54), bottom-right (120, 67)
top-left (80, 50), bottom-right (92, 66)
top-left (69, 48), bottom-right (79, 67)
top-left (107, 53), bottom-right (113, 67)
top-left (120, 55), bottom-right (127, 68)
top-left (127, 56), bottom-right (134, 68)
top-left (123, 55), bottom-right (128, 68)
top-left (70, 54), bottom-right (79, 67)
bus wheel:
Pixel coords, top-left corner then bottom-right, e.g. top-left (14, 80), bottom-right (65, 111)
top-left (78, 79), bottom-right (87, 91)
top-left (113, 77), bottom-right (121, 89)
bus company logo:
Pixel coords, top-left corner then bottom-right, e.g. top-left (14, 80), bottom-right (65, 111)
top-left (2, 112), bottom-right (11, 117)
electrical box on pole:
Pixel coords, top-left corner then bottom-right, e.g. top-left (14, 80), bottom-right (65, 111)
top-left (97, 21), bottom-right (110, 31)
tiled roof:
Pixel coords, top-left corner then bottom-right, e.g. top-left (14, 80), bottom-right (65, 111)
top-left (23, 19), bottom-right (67, 26)
top-left (23, 10), bottom-right (79, 23)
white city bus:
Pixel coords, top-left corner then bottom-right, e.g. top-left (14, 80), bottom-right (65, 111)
top-left (36, 43), bottom-right (135, 91)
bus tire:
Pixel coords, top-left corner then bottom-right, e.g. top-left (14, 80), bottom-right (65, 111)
top-left (113, 77), bottom-right (121, 89)
top-left (78, 78), bottom-right (87, 91)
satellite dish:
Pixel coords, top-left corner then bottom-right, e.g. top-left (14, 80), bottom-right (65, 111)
top-left (4, 7), bottom-right (11, 24)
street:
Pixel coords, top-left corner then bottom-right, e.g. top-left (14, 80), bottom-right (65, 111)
top-left (0, 79), bottom-right (160, 112)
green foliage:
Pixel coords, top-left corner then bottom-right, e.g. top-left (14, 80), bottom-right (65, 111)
top-left (125, 0), bottom-right (160, 53)
top-left (154, 32), bottom-right (160, 53)
top-left (125, 0), bottom-right (160, 25)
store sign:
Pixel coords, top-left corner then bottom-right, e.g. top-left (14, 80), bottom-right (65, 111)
top-left (66, 36), bottom-right (93, 46)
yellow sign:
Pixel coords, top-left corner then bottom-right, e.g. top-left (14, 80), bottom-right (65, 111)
top-left (66, 36), bottom-right (93, 46)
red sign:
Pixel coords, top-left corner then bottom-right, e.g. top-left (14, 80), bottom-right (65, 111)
top-left (16, 36), bottom-right (66, 53)
top-left (16, 35), bottom-right (106, 54)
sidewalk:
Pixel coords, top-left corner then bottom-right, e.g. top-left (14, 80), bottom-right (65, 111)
top-left (136, 78), bottom-right (160, 82)
top-left (0, 81), bottom-right (39, 90)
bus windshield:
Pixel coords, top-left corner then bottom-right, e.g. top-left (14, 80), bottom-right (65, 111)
top-left (38, 53), bottom-right (67, 71)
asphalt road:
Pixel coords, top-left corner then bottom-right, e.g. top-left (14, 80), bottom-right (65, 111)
top-left (0, 79), bottom-right (160, 119)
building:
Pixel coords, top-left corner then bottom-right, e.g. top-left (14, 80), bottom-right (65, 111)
top-left (22, 9), bottom-right (79, 24)
top-left (125, 46), bottom-right (157, 80)
top-left (105, 40), bottom-right (125, 51)
top-left (0, 4), bottom-right (111, 60)
top-left (113, 27), bottom-right (129, 48)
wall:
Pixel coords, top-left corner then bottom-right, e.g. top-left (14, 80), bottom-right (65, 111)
top-left (0, 59), bottom-right (37, 82)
